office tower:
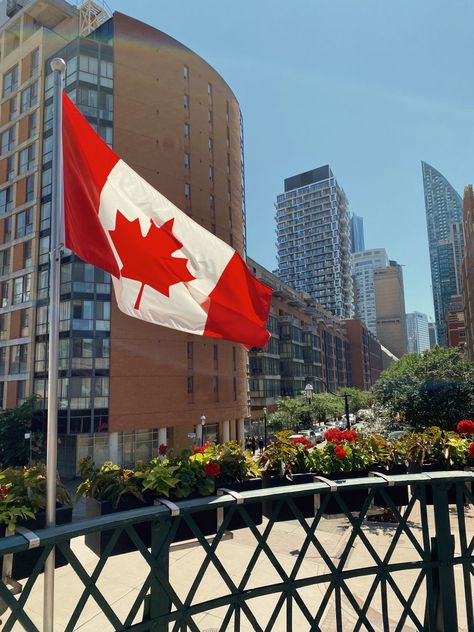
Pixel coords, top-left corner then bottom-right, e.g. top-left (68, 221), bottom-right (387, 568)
top-left (462, 185), bottom-right (474, 360)
top-left (406, 311), bottom-right (430, 354)
top-left (0, 1), bottom-right (249, 474)
top-left (374, 261), bottom-right (408, 358)
top-left (276, 165), bottom-right (353, 319)
top-left (422, 161), bottom-right (464, 347)
top-left (351, 248), bottom-right (389, 335)
top-left (445, 295), bottom-right (466, 351)
top-left (350, 213), bottom-right (365, 253)
top-left (428, 321), bottom-right (438, 348)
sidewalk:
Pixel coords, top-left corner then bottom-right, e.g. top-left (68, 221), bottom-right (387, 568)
top-left (4, 502), bottom-right (473, 630)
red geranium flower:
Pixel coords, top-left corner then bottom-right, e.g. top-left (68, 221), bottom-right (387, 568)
top-left (192, 446), bottom-right (205, 454)
top-left (158, 444), bottom-right (168, 455)
top-left (325, 428), bottom-right (343, 444)
top-left (204, 441), bottom-right (213, 448)
top-left (203, 462), bottom-right (221, 477)
top-left (334, 445), bottom-right (347, 460)
top-left (468, 442), bottom-right (474, 460)
top-left (457, 420), bottom-right (474, 435)
top-left (0, 485), bottom-right (8, 498)
top-left (291, 436), bottom-right (311, 448)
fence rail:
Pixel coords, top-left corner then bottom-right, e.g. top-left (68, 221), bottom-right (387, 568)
top-left (0, 471), bottom-right (473, 631)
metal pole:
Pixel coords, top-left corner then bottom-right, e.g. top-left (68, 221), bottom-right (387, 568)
top-left (43, 57), bottom-right (66, 632)
top-left (344, 393), bottom-right (351, 430)
top-left (263, 408), bottom-right (267, 449)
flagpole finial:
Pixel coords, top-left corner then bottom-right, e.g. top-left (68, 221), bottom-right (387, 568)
top-left (50, 57), bottom-right (66, 73)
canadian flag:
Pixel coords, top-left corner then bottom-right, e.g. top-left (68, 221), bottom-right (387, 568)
top-left (62, 92), bottom-right (271, 348)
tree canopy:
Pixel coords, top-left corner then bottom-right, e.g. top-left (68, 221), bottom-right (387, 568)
top-left (372, 347), bottom-right (474, 430)
top-left (0, 397), bottom-right (41, 468)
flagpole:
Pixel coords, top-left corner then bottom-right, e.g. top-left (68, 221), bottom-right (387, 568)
top-left (43, 57), bottom-right (66, 632)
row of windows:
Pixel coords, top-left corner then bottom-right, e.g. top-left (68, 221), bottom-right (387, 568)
top-left (2, 50), bottom-right (39, 99)
top-left (0, 175), bottom-right (35, 217)
top-left (0, 343), bottom-right (28, 375)
top-left (0, 309), bottom-right (29, 339)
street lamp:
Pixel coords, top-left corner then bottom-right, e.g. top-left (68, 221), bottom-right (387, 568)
top-left (200, 414), bottom-right (206, 447)
top-left (263, 406), bottom-right (267, 449)
top-left (304, 383), bottom-right (314, 428)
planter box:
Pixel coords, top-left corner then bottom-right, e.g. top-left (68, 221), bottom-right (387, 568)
top-left (262, 474), bottom-right (316, 522)
top-left (1, 504), bottom-right (72, 580)
top-left (370, 464), bottom-right (409, 508)
top-left (85, 496), bottom-right (152, 557)
top-left (316, 470), bottom-right (369, 517)
top-left (218, 478), bottom-right (263, 531)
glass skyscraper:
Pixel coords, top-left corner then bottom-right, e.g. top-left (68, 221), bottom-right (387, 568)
top-left (350, 213), bottom-right (365, 253)
top-left (421, 161), bottom-right (464, 347)
top-left (352, 248), bottom-right (389, 335)
top-left (406, 311), bottom-right (431, 354)
top-left (276, 165), bottom-right (353, 319)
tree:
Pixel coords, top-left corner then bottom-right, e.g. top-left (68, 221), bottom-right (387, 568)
top-left (337, 387), bottom-right (372, 413)
top-left (372, 347), bottom-right (474, 430)
top-left (0, 397), bottom-right (40, 468)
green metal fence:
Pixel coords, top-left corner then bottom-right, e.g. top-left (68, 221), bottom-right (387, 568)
top-left (0, 470), bottom-right (472, 631)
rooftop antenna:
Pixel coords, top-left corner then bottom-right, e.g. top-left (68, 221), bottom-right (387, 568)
top-left (78, 0), bottom-right (111, 37)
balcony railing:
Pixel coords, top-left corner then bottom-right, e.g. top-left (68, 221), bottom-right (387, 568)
top-left (0, 471), bottom-right (472, 631)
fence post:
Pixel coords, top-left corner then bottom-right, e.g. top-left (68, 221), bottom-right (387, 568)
top-left (430, 480), bottom-right (458, 632)
top-left (145, 515), bottom-right (171, 632)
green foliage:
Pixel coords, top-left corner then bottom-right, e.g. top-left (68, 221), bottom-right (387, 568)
top-left (140, 459), bottom-right (179, 497)
top-left (394, 426), bottom-right (470, 468)
top-left (205, 441), bottom-right (259, 484)
top-left (0, 397), bottom-right (40, 468)
top-left (258, 430), bottom-right (313, 477)
top-left (337, 387), bottom-right (373, 412)
top-left (373, 347), bottom-right (474, 430)
top-left (0, 465), bottom-right (71, 529)
top-left (76, 457), bottom-right (145, 507)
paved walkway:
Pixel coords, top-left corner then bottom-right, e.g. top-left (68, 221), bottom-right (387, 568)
top-left (4, 501), bottom-right (473, 631)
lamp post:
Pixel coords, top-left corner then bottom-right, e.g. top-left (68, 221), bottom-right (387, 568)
top-left (263, 406), bottom-right (267, 449)
top-left (200, 414), bottom-right (206, 447)
top-left (304, 383), bottom-right (314, 429)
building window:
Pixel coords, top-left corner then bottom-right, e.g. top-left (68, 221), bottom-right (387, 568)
top-left (0, 248), bottom-right (10, 275)
top-left (1, 126), bottom-right (16, 155)
top-left (99, 60), bottom-right (113, 88)
top-left (0, 313), bottom-right (7, 339)
top-left (184, 182), bottom-right (190, 199)
top-left (208, 138), bottom-right (213, 155)
top-left (10, 343), bottom-right (28, 374)
top-left (208, 110), bottom-right (213, 125)
top-left (13, 274), bottom-right (31, 304)
top-left (4, 217), bottom-right (12, 242)
top-left (183, 94), bottom-right (189, 110)
top-left (209, 194), bottom-right (215, 209)
top-left (16, 208), bottom-right (33, 238)
top-left (232, 346), bottom-right (237, 371)
top-left (20, 309), bottom-right (29, 336)
top-left (79, 54), bottom-right (99, 83)
top-left (0, 187), bottom-right (13, 215)
top-left (1, 280), bottom-right (8, 306)
top-left (23, 240), bottom-right (32, 268)
top-left (28, 111), bottom-right (37, 138)
top-left (209, 166), bottom-right (214, 181)
top-left (26, 174), bottom-right (35, 201)
top-left (6, 155), bottom-right (15, 181)
top-left (31, 49), bottom-right (39, 77)
top-left (187, 376), bottom-right (193, 393)
top-left (184, 123), bottom-right (190, 139)
top-left (207, 82), bottom-right (212, 97)
top-left (213, 344), bottom-right (218, 370)
top-left (187, 341), bottom-right (193, 359)
top-left (183, 65), bottom-right (189, 80)
top-left (0, 347), bottom-right (6, 375)
top-left (18, 144), bottom-right (36, 175)
top-left (16, 380), bottom-right (26, 406)
top-left (184, 152), bottom-right (190, 169)
top-left (233, 376), bottom-right (237, 400)
top-left (3, 65), bottom-right (18, 98)
top-left (21, 81), bottom-right (38, 113)
top-left (212, 376), bottom-right (219, 401)
top-left (9, 96), bottom-right (18, 121)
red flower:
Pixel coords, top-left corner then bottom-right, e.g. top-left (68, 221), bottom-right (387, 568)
top-left (0, 485), bottom-right (8, 498)
top-left (158, 444), bottom-right (168, 455)
top-left (468, 442), bottom-right (474, 460)
top-left (204, 441), bottom-right (213, 448)
top-left (203, 462), bottom-right (221, 477)
top-left (457, 420), bottom-right (474, 435)
top-left (291, 436), bottom-right (311, 448)
top-left (325, 428), bottom-right (343, 444)
top-left (192, 446), bottom-right (205, 454)
top-left (341, 429), bottom-right (358, 443)
top-left (334, 446), bottom-right (347, 460)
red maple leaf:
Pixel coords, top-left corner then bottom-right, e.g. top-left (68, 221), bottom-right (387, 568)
top-left (109, 210), bottom-right (195, 309)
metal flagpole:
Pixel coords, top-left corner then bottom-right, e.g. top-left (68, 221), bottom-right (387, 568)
top-left (43, 57), bottom-right (66, 632)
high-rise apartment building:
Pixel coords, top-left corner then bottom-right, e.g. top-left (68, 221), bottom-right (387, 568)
top-left (0, 1), bottom-right (250, 475)
top-left (276, 165), bottom-right (353, 319)
top-left (406, 311), bottom-right (430, 354)
top-left (422, 161), bottom-right (464, 347)
top-left (351, 248), bottom-right (389, 335)
top-left (428, 321), bottom-right (438, 348)
top-left (374, 261), bottom-right (408, 358)
top-left (350, 213), bottom-right (365, 253)
top-left (462, 185), bottom-right (474, 360)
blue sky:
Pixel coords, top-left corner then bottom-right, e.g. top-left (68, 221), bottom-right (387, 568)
top-left (110, 0), bottom-right (474, 319)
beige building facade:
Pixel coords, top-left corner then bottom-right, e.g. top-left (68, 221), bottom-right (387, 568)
top-left (374, 261), bottom-right (408, 359)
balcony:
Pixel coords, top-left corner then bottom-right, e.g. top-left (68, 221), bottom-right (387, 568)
top-left (0, 472), bottom-right (472, 631)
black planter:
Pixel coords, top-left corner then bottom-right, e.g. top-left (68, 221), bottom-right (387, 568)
top-left (85, 496), bottom-right (152, 557)
top-left (370, 464), bottom-right (409, 508)
top-left (0, 504), bottom-right (73, 580)
top-left (262, 474), bottom-right (316, 522)
top-left (408, 464), bottom-right (464, 505)
top-left (317, 470), bottom-right (369, 517)
top-left (169, 493), bottom-right (218, 543)
top-left (218, 478), bottom-right (263, 531)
